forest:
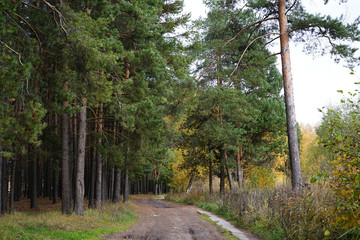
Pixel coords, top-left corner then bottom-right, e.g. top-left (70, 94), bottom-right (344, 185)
top-left (0, 0), bottom-right (360, 239)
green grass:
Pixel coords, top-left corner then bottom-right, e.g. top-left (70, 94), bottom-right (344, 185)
top-left (198, 213), bottom-right (239, 240)
top-left (0, 203), bottom-right (137, 239)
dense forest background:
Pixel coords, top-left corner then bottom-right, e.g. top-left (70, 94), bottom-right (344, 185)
top-left (1, 0), bottom-right (360, 238)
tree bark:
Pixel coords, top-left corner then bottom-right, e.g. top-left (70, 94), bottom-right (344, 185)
top-left (30, 154), bottom-right (38, 209)
top-left (61, 85), bottom-right (71, 214)
top-left (1, 158), bottom-right (8, 214)
top-left (220, 149), bottom-right (225, 195)
top-left (95, 105), bottom-right (103, 209)
top-left (236, 149), bottom-right (244, 188)
top-left (113, 168), bottom-right (121, 203)
top-left (0, 150), bottom-right (2, 216)
top-left (74, 98), bottom-right (87, 216)
top-left (278, 0), bottom-right (302, 191)
top-left (186, 174), bottom-right (195, 194)
top-left (224, 149), bottom-right (234, 192)
top-left (9, 151), bottom-right (17, 214)
top-left (88, 133), bottom-right (96, 208)
top-left (109, 166), bottom-right (114, 200)
top-left (123, 164), bottom-right (129, 203)
top-left (209, 157), bottom-right (213, 195)
top-left (53, 170), bottom-right (58, 204)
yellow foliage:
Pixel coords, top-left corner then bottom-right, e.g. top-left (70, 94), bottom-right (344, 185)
top-left (245, 165), bottom-right (275, 189)
top-left (168, 149), bottom-right (207, 192)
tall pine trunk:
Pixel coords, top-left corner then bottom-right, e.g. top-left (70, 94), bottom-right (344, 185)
top-left (1, 158), bottom-right (8, 214)
top-left (209, 157), bottom-right (213, 195)
top-left (30, 154), bottom-right (38, 209)
top-left (95, 105), bottom-right (103, 209)
top-left (0, 150), bottom-right (2, 216)
top-left (224, 149), bottom-right (234, 192)
top-left (9, 151), bottom-right (17, 214)
top-left (61, 85), bottom-right (71, 214)
top-left (236, 149), bottom-right (244, 188)
top-left (113, 168), bottom-right (121, 203)
top-left (278, 0), bottom-right (302, 191)
top-left (74, 98), bottom-right (87, 216)
top-left (219, 150), bottom-right (225, 196)
top-left (123, 165), bottom-right (129, 203)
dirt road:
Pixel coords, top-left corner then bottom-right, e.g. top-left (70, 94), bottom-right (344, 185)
top-left (102, 196), bottom-right (259, 240)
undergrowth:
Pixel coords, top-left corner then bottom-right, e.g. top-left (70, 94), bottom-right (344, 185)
top-left (166, 181), bottom-right (360, 240)
top-left (0, 202), bottom-right (136, 239)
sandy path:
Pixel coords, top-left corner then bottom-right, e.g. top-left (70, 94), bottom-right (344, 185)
top-left (102, 196), bottom-right (260, 240)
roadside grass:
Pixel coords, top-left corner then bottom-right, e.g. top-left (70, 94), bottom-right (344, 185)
top-left (167, 180), bottom-right (360, 240)
top-left (0, 202), bottom-right (136, 239)
top-left (198, 213), bottom-right (239, 240)
top-left (166, 189), bottom-right (285, 240)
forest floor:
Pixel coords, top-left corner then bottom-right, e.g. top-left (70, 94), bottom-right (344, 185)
top-left (102, 195), bottom-right (260, 240)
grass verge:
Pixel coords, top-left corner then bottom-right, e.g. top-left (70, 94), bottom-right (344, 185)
top-left (0, 202), bottom-right (136, 239)
top-left (198, 213), bottom-right (239, 240)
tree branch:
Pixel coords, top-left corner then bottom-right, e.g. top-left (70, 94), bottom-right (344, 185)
top-left (40, 0), bottom-right (68, 36)
top-left (229, 32), bottom-right (280, 79)
top-left (0, 40), bottom-right (24, 66)
top-left (196, 17), bottom-right (278, 82)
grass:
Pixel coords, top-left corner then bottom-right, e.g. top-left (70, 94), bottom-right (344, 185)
top-left (0, 201), bottom-right (137, 239)
top-left (198, 213), bottom-right (239, 240)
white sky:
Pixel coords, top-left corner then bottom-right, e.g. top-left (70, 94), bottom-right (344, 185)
top-left (183, 0), bottom-right (360, 127)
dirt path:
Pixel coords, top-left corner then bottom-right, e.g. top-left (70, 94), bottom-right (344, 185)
top-left (102, 196), bottom-right (260, 240)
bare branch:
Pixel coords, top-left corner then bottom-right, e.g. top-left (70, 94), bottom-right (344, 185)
top-left (0, 40), bottom-right (24, 65)
top-left (196, 17), bottom-right (278, 82)
top-left (10, 11), bottom-right (42, 52)
top-left (260, 36), bottom-right (280, 52)
top-left (285, 0), bottom-right (299, 15)
top-left (229, 32), bottom-right (280, 79)
top-left (262, 52), bottom-right (281, 61)
top-left (40, 0), bottom-right (68, 36)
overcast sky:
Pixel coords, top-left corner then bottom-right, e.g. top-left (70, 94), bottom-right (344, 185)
top-left (183, 0), bottom-right (360, 127)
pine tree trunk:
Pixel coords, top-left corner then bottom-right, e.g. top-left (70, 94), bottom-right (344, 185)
top-left (15, 153), bottom-right (21, 201)
top-left (220, 152), bottom-right (225, 196)
top-left (53, 113), bottom-right (59, 204)
top-left (30, 155), bottom-right (38, 209)
top-left (278, 0), bottom-right (302, 191)
top-left (236, 149), bottom-right (244, 188)
top-left (224, 149), bottom-right (233, 192)
top-left (1, 158), bottom-right (8, 214)
top-left (0, 151), bottom-right (2, 216)
top-left (109, 166), bottom-right (114, 200)
top-left (95, 105), bottom-right (103, 209)
top-left (102, 162), bottom-right (107, 202)
top-left (186, 174), bottom-right (194, 194)
top-left (53, 170), bottom-right (58, 204)
top-left (9, 151), bottom-right (17, 214)
top-left (123, 165), bottom-right (129, 203)
top-left (61, 85), bottom-right (71, 213)
top-left (209, 158), bottom-right (213, 195)
top-left (74, 98), bottom-right (86, 216)
top-left (89, 134), bottom-right (96, 208)
top-left (113, 168), bottom-right (121, 203)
